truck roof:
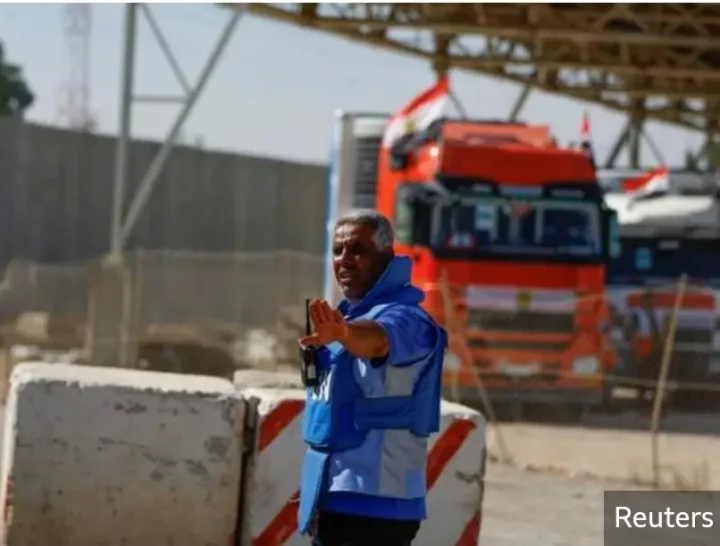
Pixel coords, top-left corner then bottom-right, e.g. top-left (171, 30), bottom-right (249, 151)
top-left (441, 120), bottom-right (553, 148)
top-left (340, 113), bottom-right (557, 148)
top-left (438, 137), bottom-right (595, 183)
top-left (604, 193), bottom-right (720, 235)
top-left (340, 113), bottom-right (596, 185)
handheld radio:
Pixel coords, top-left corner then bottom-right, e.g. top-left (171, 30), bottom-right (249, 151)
top-left (300, 298), bottom-right (320, 388)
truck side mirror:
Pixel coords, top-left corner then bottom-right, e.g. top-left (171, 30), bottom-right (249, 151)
top-left (389, 151), bottom-right (408, 171)
top-left (410, 199), bottom-right (432, 245)
top-left (388, 135), bottom-right (414, 171)
top-left (395, 193), bottom-right (431, 246)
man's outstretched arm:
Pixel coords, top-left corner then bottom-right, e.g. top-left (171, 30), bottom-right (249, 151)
top-left (339, 320), bottom-right (389, 360)
top-left (299, 299), bottom-right (436, 364)
top-left (299, 300), bottom-right (389, 360)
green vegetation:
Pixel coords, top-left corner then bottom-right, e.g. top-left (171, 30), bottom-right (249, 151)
top-left (0, 40), bottom-right (34, 118)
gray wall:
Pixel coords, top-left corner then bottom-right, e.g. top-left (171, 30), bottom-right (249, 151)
top-left (0, 119), bottom-right (329, 269)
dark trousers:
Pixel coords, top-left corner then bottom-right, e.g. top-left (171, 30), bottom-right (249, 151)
top-left (311, 511), bottom-right (421, 546)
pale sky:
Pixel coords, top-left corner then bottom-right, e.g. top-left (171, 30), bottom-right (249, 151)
top-left (0, 3), bottom-right (705, 167)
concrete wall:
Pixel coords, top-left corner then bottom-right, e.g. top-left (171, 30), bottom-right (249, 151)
top-left (0, 119), bottom-right (329, 270)
top-left (1, 362), bottom-right (246, 546)
top-left (0, 250), bottom-right (326, 333)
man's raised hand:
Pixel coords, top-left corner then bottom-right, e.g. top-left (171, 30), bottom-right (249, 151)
top-left (299, 299), bottom-right (349, 347)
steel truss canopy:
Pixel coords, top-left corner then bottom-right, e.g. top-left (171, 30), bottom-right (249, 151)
top-left (230, 3), bottom-right (720, 134)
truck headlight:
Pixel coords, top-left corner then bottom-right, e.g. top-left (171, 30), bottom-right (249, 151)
top-left (572, 355), bottom-right (599, 376)
top-left (444, 351), bottom-right (462, 372)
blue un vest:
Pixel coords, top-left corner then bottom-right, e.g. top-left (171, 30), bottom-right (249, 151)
top-left (297, 270), bottom-right (446, 533)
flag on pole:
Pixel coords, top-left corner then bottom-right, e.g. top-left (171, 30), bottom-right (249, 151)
top-left (382, 76), bottom-right (450, 149)
top-left (579, 112), bottom-right (596, 169)
top-left (622, 166), bottom-right (670, 203)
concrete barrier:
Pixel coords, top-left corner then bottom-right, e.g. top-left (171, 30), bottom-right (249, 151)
top-left (1, 362), bottom-right (247, 546)
top-left (234, 369), bottom-right (486, 546)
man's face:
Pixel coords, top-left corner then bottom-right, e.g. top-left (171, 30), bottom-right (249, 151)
top-left (333, 222), bottom-right (391, 302)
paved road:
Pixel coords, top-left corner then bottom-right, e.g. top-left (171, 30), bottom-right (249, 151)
top-left (480, 463), bottom-right (614, 546)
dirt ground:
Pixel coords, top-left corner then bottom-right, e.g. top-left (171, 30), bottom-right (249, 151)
top-left (480, 418), bottom-right (720, 545)
top-left (480, 462), bottom-right (619, 546)
top-left (486, 421), bottom-right (720, 489)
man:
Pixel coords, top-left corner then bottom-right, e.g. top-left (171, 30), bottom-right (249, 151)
top-left (297, 209), bottom-right (447, 546)
top-left (631, 291), bottom-right (665, 408)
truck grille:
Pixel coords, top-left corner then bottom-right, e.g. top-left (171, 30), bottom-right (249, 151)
top-left (466, 338), bottom-right (569, 351)
top-left (466, 309), bottom-right (575, 334)
top-left (465, 309), bottom-right (575, 353)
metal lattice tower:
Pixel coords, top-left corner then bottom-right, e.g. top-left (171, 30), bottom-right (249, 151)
top-left (58, 3), bottom-right (96, 132)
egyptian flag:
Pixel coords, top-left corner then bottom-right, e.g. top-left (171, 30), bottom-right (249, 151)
top-left (622, 166), bottom-right (670, 205)
top-left (382, 76), bottom-right (450, 150)
top-left (579, 112), bottom-right (596, 169)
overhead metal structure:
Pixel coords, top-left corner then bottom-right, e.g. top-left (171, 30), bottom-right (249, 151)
top-left (110, 3), bottom-right (242, 257)
top-left (102, 3), bottom-right (243, 368)
top-left (231, 2), bottom-right (720, 168)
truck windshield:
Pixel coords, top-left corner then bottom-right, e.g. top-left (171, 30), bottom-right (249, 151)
top-left (431, 195), bottom-right (602, 259)
top-left (609, 238), bottom-right (720, 285)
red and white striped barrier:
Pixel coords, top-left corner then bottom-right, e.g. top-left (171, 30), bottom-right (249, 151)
top-left (235, 371), bottom-right (486, 546)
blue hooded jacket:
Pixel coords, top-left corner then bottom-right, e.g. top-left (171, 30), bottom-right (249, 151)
top-left (298, 255), bottom-right (447, 531)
